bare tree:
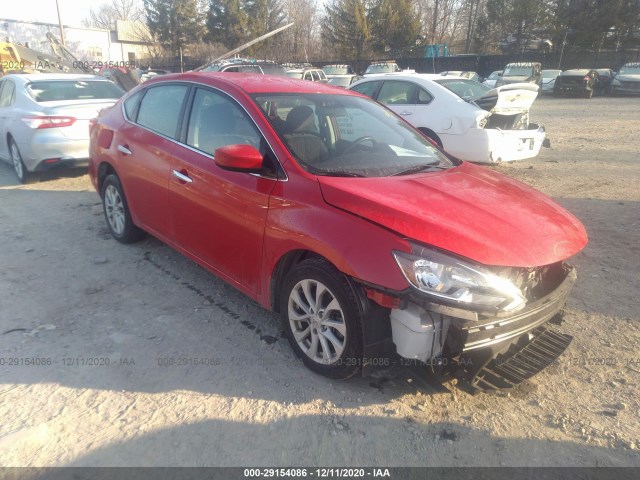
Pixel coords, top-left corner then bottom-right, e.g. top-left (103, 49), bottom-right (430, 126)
top-left (282, 0), bottom-right (321, 62)
top-left (83, 0), bottom-right (145, 30)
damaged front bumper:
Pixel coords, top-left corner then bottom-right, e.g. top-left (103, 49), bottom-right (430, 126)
top-left (373, 266), bottom-right (576, 391)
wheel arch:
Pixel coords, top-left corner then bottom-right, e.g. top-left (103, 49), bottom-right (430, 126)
top-left (96, 161), bottom-right (117, 195)
top-left (270, 249), bottom-right (333, 313)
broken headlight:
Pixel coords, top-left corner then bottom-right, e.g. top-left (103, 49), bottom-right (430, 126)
top-left (393, 245), bottom-right (526, 313)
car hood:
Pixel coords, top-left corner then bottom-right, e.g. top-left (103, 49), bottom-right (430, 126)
top-left (541, 77), bottom-right (556, 85)
top-left (318, 162), bottom-right (587, 268)
top-left (471, 83), bottom-right (539, 115)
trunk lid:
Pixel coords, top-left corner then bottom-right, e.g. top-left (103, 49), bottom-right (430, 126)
top-left (472, 83), bottom-right (539, 115)
top-left (42, 100), bottom-right (117, 140)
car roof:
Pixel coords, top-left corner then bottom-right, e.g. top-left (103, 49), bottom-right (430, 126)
top-left (561, 69), bottom-right (592, 75)
top-left (357, 72), bottom-right (466, 81)
top-left (144, 72), bottom-right (349, 95)
top-left (5, 73), bottom-right (108, 83)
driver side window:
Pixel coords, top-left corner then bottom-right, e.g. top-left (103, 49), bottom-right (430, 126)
top-left (186, 88), bottom-right (260, 155)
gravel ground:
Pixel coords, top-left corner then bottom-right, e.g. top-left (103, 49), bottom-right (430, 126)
top-left (0, 96), bottom-right (638, 467)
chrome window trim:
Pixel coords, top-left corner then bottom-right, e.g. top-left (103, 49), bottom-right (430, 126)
top-left (120, 80), bottom-right (288, 182)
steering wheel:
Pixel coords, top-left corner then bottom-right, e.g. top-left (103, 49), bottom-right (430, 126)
top-left (342, 136), bottom-right (376, 155)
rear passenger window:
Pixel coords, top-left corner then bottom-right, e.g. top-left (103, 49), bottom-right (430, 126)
top-left (137, 85), bottom-right (188, 138)
top-left (0, 80), bottom-right (16, 107)
top-left (378, 81), bottom-right (416, 105)
top-left (418, 88), bottom-right (433, 104)
top-left (123, 91), bottom-right (143, 120)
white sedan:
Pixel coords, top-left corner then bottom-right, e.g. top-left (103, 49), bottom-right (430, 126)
top-left (349, 73), bottom-right (546, 163)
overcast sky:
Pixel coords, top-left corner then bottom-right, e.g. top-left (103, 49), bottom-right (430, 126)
top-left (2, 0), bottom-right (108, 28)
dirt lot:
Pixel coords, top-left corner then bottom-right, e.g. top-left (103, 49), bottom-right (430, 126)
top-left (0, 96), bottom-right (639, 467)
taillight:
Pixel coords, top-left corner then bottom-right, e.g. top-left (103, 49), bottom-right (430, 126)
top-left (583, 76), bottom-right (590, 81)
top-left (21, 115), bottom-right (77, 129)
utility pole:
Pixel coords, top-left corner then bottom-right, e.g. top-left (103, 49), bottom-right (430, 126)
top-left (55, 0), bottom-right (66, 46)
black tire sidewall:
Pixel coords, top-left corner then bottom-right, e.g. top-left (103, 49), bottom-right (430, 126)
top-left (280, 258), bottom-right (364, 379)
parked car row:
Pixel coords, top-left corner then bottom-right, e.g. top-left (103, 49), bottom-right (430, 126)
top-left (482, 62), bottom-right (640, 98)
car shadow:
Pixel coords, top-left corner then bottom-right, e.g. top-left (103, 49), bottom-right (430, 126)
top-left (10, 417), bottom-right (638, 469)
top-left (0, 161), bottom-right (87, 187)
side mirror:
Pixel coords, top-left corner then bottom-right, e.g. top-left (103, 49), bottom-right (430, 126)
top-left (214, 144), bottom-right (263, 172)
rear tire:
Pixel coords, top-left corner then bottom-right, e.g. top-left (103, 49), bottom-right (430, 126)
top-left (101, 174), bottom-right (145, 243)
top-left (280, 257), bottom-right (364, 379)
top-left (9, 138), bottom-right (31, 184)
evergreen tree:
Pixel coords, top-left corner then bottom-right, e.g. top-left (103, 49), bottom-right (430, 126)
top-left (206, 0), bottom-right (250, 48)
top-left (144, 0), bottom-right (205, 55)
top-left (368, 0), bottom-right (421, 56)
top-left (245, 0), bottom-right (286, 56)
top-left (322, 0), bottom-right (370, 62)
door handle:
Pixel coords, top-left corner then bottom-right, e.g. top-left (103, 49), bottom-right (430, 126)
top-left (117, 144), bottom-right (132, 155)
top-left (172, 169), bottom-right (193, 183)
top-left (400, 111), bottom-right (413, 115)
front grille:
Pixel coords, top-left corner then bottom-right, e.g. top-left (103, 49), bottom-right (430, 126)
top-left (461, 266), bottom-right (576, 351)
top-left (492, 262), bottom-right (567, 302)
top-left (470, 327), bottom-right (572, 391)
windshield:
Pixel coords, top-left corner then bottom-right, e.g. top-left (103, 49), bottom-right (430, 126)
top-left (328, 77), bottom-right (354, 87)
top-left (488, 71), bottom-right (501, 79)
top-left (260, 64), bottom-right (286, 76)
top-left (541, 70), bottom-right (561, 79)
top-left (434, 78), bottom-right (490, 101)
top-left (323, 66), bottom-right (350, 75)
top-left (253, 93), bottom-right (455, 178)
top-left (503, 66), bottom-right (534, 77)
top-left (27, 80), bottom-right (124, 102)
top-left (365, 64), bottom-right (399, 74)
top-left (619, 66), bottom-right (640, 75)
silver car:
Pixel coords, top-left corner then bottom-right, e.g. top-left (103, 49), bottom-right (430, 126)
top-left (0, 73), bottom-right (124, 183)
top-left (540, 69), bottom-right (562, 94)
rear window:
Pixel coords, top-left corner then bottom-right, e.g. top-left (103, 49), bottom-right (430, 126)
top-left (434, 78), bottom-right (490, 101)
top-left (27, 80), bottom-right (124, 102)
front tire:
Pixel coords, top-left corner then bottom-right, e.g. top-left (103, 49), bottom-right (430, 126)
top-left (280, 257), bottom-right (364, 379)
top-left (101, 174), bottom-right (144, 243)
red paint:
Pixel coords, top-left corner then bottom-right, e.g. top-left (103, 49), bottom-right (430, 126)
top-left (89, 73), bottom-right (588, 313)
top-left (214, 144), bottom-right (264, 171)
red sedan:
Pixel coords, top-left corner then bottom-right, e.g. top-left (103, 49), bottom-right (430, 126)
top-left (89, 73), bottom-right (587, 390)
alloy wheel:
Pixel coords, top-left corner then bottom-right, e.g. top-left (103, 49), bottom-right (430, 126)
top-left (10, 141), bottom-right (24, 181)
top-left (104, 184), bottom-right (126, 235)
top-left (288, 279), bottom-right (347, 364)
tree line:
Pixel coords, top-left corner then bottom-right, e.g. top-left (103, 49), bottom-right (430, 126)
top-left (84, 0), bottom-right (640, 63)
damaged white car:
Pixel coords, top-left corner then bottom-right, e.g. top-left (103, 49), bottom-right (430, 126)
top-left (349, 73), bottom-right (547, 163)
